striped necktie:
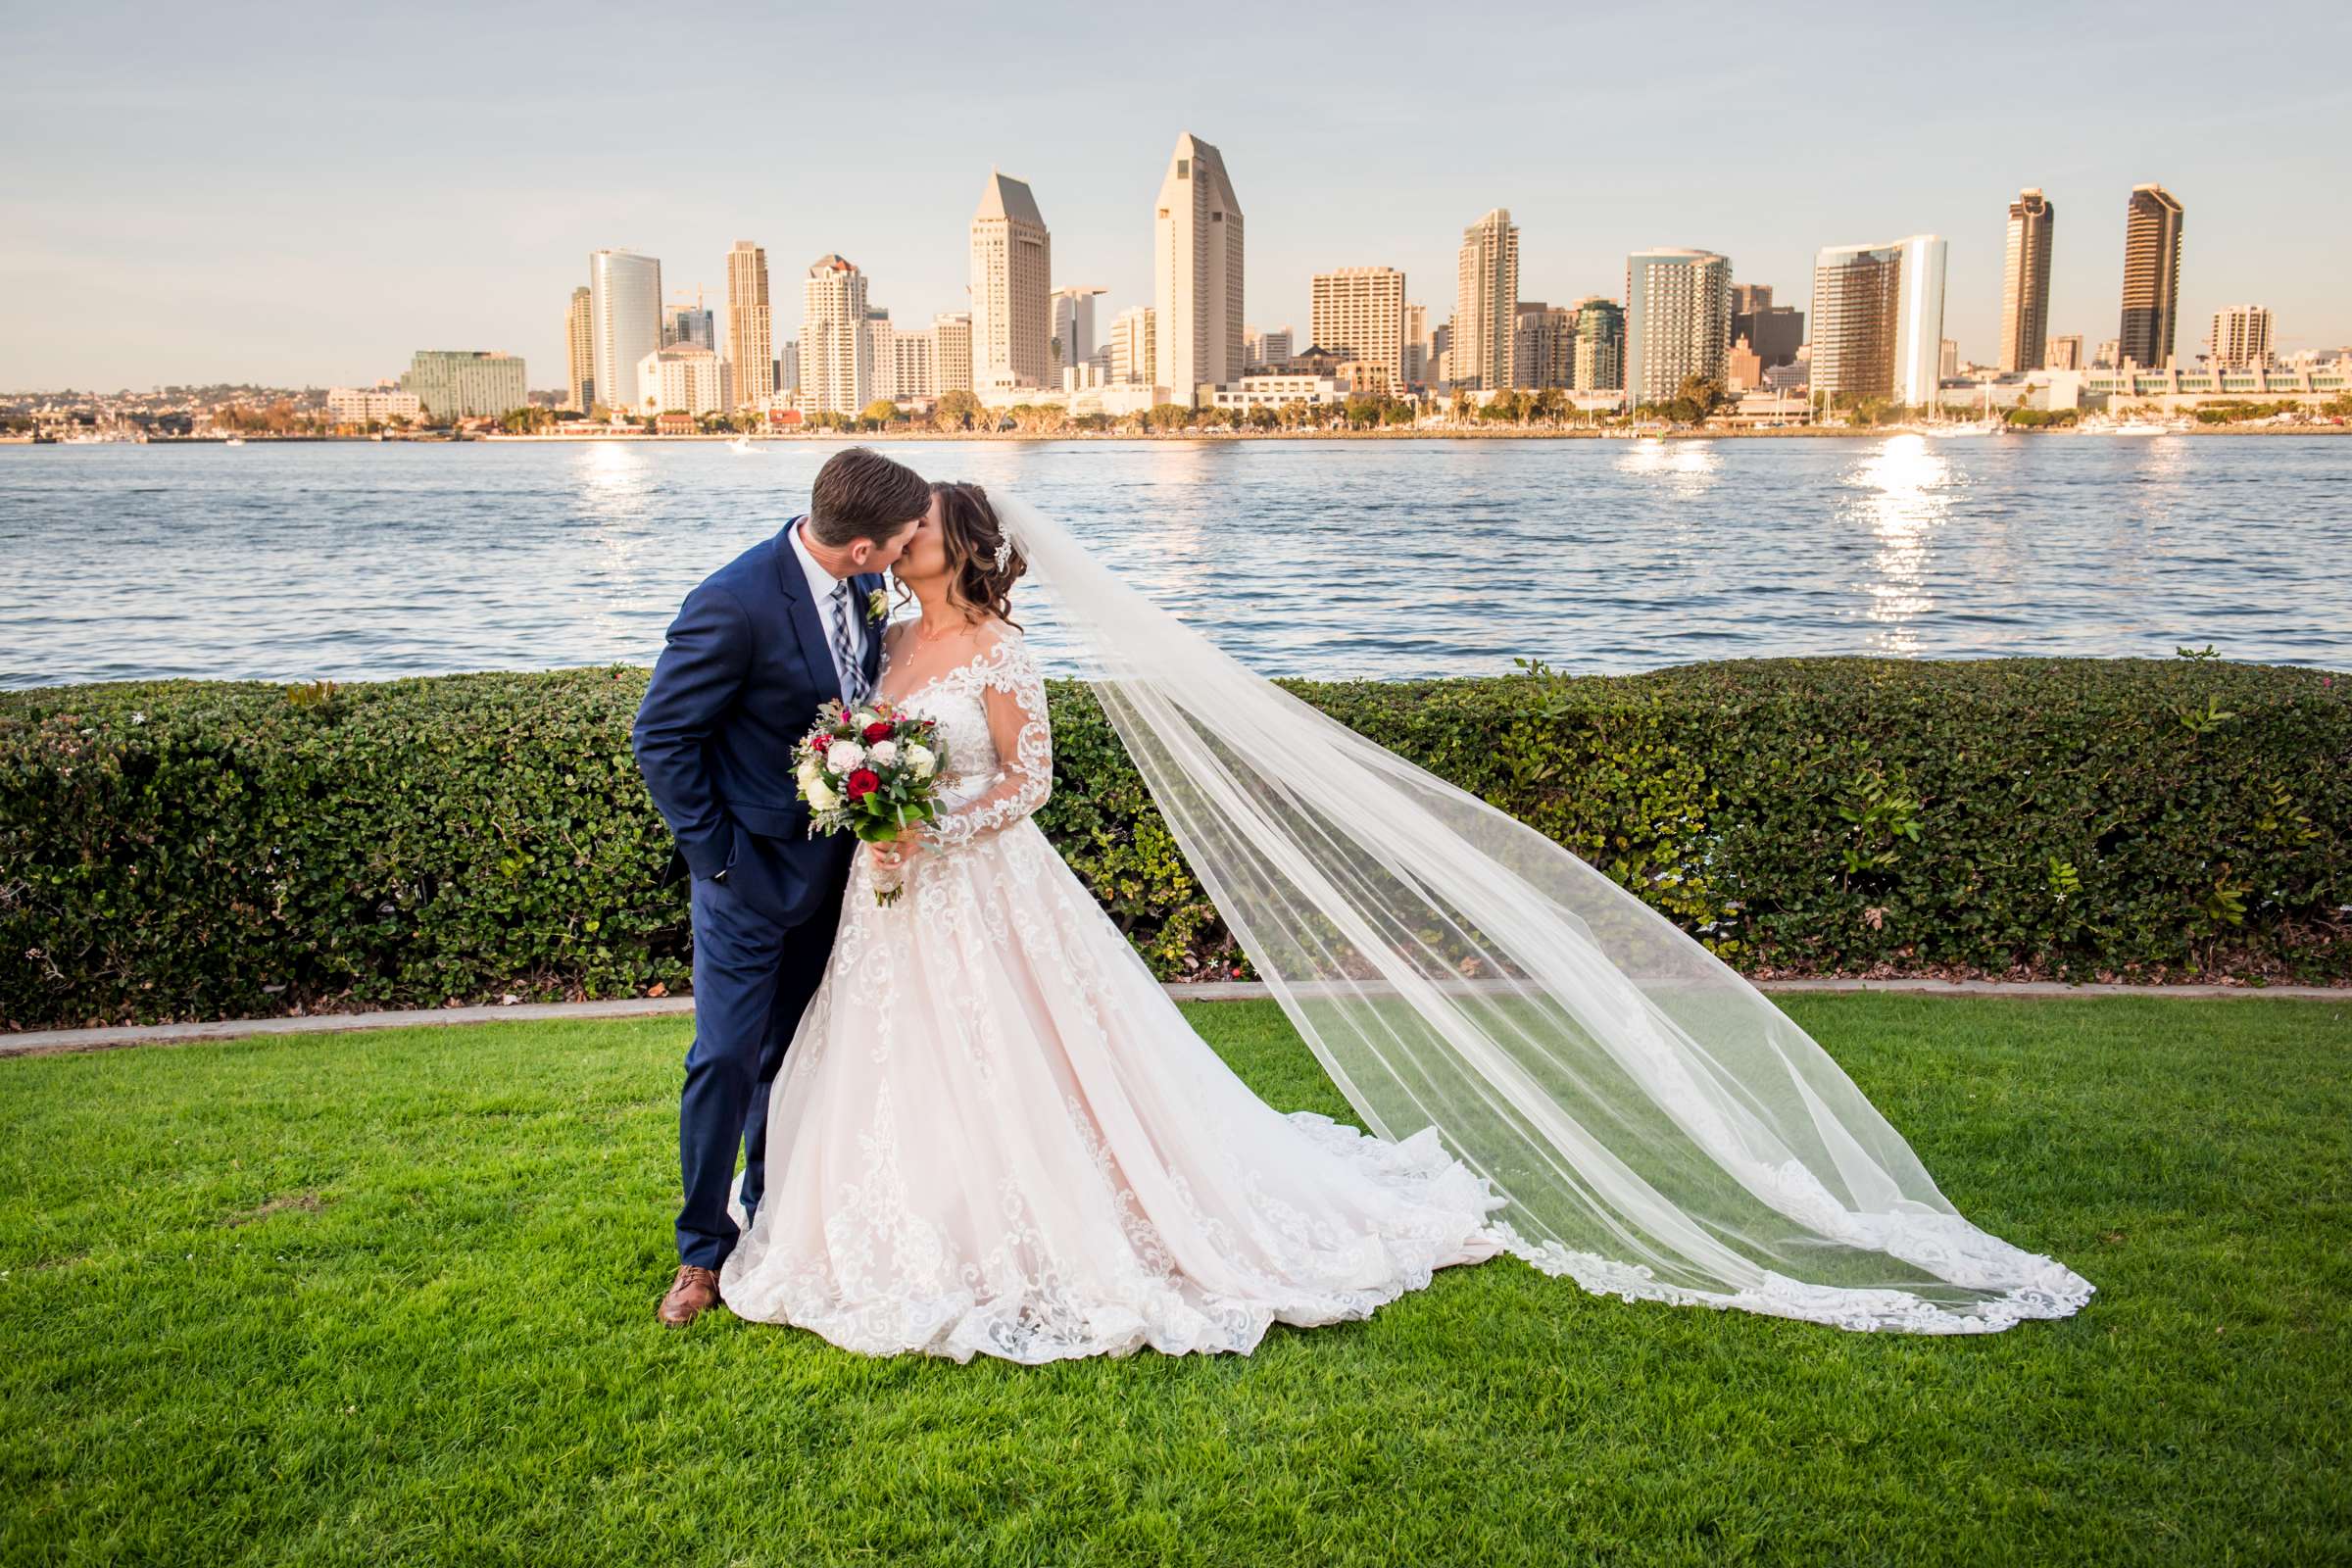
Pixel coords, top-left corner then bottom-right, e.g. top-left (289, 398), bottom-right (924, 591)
top-left (829, 580), bottom-right (868, 705)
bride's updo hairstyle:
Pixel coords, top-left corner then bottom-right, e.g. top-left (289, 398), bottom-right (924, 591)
top-left (929, 480), bottom-right (1027, 627)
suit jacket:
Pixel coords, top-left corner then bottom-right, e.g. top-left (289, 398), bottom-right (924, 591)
top-left (634, 516), bottom-right (886, 924)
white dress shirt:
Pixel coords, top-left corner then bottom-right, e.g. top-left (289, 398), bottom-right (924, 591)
top-left (787, 515), bottom-right (862, 698)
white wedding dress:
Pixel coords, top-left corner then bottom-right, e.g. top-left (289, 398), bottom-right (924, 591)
top-left (718, 625), bottom-right (1507, 1363)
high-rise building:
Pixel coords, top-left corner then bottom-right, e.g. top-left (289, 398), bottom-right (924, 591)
top-left (862, 309), bottom-right (896, 402)
top-left (779, 341), bottom-right (801, 395)
top-left (1940, 338), bottom-right (1960, 379)
top-left (398, 350), bottom-right (527, 419)
top-left (1453, 209), bottom-right (1520, 391)
top-left (932, 313), bottom-right (972, 394)
top-left (800, 254), bottom-right (870, 417)
top-left (1998, 187), bottom-right (2056, 373)
top-left (1402, 302), bottom-right (1430, 384)
top-left (634, 344), bottom-right (725, 416)
top-left (1245, 326), bottom-right (1293, 368)
top-left (1430, 320), bottom-right (1452, 386)
top-left (1511, 302), bottom-right (1578, 389)
top-left (1048, 285), bottom-right (1106, 383)
top-left (564, 286), bottom-right (594, 412)
top-left (2093, 338), bottom-right (2121, 368)
top-left (1570, 296), bottom-right (1624, 392)
top-left (589, 248), bottom-right (662, 415)
top-left (1624, 248), bottom-right (1732, 406)
top-left (1110, 305), bottom-right (1157, 385)
top-left (1311, 268), bottom-right (1407, 386)
top-left (971, 172), bottom-right (1051, 391)
top-left (2118, 183), bottom-right (2185, 368)
top-left (2045, 334), bottom-right (2083, 370)
top-left (892, 323), bottom-right (940, 399)
top-left (662, 296), bottom-right (715, 352)
top-left (726, 241), bottom-right (775, 409)
top-left (2209, 305), bottom-right (2275, 369)
top-left (1153, 132), bottom-right (1245, 405)
top-left (1730, 295), bottom-right (1804, 371)
top-left (1809, 235), bottom-right (1946, 406)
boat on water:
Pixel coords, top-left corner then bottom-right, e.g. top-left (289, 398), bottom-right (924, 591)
top-left (729, 435), bottom-right (760, 454)
top-left (223, 437), bottom-right (246, 447)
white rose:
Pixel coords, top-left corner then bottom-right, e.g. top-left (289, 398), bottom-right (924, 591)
top-left (867, 739), bottom-right (898, 766)
top-left (797, 756), bottom-right (822, 787)
top-left (825, 740), bottom-right (865, 772)
top-left (851, 710), bottom-right (879, 729)
top-left (905, 743), bottom-right (937, 780)
top-left (806, 777), bottom-right (840, 811)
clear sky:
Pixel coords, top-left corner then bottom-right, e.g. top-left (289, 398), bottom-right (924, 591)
top-left (5, 0), bottom-right (2348, 392)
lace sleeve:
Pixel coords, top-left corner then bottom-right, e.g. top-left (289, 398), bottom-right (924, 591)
top-left (925, 636), bottom-right (1051, 849)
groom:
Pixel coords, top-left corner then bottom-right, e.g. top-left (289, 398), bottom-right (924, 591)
top-left (633, 446), bottom-right (931, 1327)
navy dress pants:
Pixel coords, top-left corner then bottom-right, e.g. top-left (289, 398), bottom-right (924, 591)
top-left (675, 865), bottom-right (843, 1270)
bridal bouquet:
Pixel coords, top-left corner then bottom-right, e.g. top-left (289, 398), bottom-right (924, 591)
top-left (797, 699), bottom-right (947, 905)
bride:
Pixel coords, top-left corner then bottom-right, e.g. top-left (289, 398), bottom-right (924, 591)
top-left (717, 482), bottom-right (2093, 1362)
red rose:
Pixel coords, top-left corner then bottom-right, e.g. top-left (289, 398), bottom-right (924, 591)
top-left (861, 720), bottom-right (894, 743)
top-left (845, 768), bottom-right (881, 801)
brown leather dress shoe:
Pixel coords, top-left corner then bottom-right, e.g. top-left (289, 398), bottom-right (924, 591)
top-left (659, 1264), bottom-right (722, 1327)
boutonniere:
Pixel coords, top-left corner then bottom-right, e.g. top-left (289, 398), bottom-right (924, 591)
top-left (866, 587), bottom-right (891, 624)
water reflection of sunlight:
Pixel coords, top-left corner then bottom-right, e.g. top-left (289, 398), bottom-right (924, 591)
top-left (1848, 434), bottom-right (1951, 656)
top-left (1617, 437), bottom-right (1720, 497)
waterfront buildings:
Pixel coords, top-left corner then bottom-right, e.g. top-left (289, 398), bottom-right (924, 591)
top-left (588, 249), bottom-right (662, 415)
top-left (800, 254), bottom-right (870, 417)
top-left (1402, 303), bottom-right (1429, 385)
top-left (1453, 210), bottom-right (1519, 392)
top-left (1153, 132), bottom-right (1245, 406)
top-left (662, 297), bottom-right (714, 352)
top-left (1571, 297), bottom-right (1624, 392)
top-left (1109, 305), bottom-right (1157, 385)
top-left (779, 340), bottom-right (801, 396)
top-left (1245, 326), bottom-right (1293, 370)
top-left (1624, 248), bottom-right (1731, 406)
top-left (1809, 234), bottom-right (1946, 406)
top-left (1729, 284), bottom-right (1803, 373)
top-left (398, 350), bottom-right (526, 419)
top-left (932, 313), bottom-right (973, 394)
top-left (1202, 372), bottom-right (1349, 412)
top-left (2208, 304), bottom-right (2274, 369)
top-left (2045, 334), bottom-right (2083, 370)
top-left (1999, 187), bottom-right (2056, 373)
top-left (326, 386), bottom-right (423, 424)
top-left (1509, 302), bottom-right (1577, 390)
top-left (2118, 183), bottom-right (2185, 368)
top-left (891, 322), bottom-right (941, 400)
top-left (635, 344), bottom-right (724, 416)
top-left (725, 241), bottom-right (775, 410)
top-left (971, 172), bottom-right (1052, 391)
top-left (861, 310), bottom-right (897, 401)
top-left (1047, 285), bottom-right (1105, 385)
top-left (1310, 268), bottom-right (1407, 386)
top-left (564, 286), bottom-right (593, 412)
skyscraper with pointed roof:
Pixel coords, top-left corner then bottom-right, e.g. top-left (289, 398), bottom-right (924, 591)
top-left (970, 171), bottom-right (1051, 391)
top-left (1152, 133), bottom-right (1244, 406)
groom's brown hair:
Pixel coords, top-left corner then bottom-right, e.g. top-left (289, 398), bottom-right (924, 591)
top-left (808, 447), bottom-right (930, 548)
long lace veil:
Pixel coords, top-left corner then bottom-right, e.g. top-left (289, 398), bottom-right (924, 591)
top-left (998, 493), bottom-right (2091, 1334)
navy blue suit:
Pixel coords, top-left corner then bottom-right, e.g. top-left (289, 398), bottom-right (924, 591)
top-left (634, 517), bottom-right (885, 1270)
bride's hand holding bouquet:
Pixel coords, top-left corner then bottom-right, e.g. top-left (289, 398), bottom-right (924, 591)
top-left (796, 698), bottom-right (946, 906)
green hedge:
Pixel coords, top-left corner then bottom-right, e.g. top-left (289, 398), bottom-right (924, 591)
top-left (2, 657), bottom-right (2344, 1029)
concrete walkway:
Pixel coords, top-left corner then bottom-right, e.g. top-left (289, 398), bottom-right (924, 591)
top-left (3, 976), bottom-right (2342, 1059)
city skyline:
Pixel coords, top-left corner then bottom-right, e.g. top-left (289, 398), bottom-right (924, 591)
top-left (4, 3), bottom-right (2349, 390)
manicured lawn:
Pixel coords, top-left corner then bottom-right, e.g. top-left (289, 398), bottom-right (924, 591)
top-left (2, 996), bottom-right (2346, 1566)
